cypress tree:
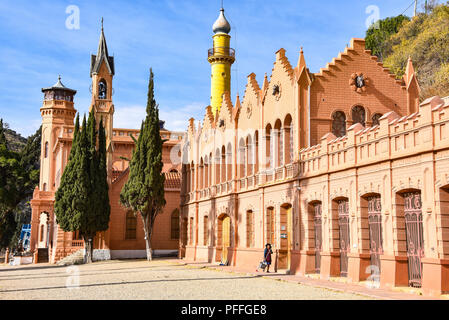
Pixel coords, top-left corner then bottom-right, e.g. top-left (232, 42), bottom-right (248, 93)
top-left (55, 112), bottom-right (110, 264)
top-left (120, 69), bottom-right (166, 261)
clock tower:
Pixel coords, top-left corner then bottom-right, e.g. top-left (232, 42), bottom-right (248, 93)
top-left (90, 19), bottom-right (115, 179)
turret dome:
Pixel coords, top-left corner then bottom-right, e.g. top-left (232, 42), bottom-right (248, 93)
top-left (212, 8), bottom-right (231, 34)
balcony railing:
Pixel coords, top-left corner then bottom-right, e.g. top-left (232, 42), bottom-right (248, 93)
top-left (208, 47), bottom-right (235, 58)
top-left (71, 240), bottom-right (84, 248)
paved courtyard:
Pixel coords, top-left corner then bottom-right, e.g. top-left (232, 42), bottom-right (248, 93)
top-left (0, 259), bottom-right (374, 300)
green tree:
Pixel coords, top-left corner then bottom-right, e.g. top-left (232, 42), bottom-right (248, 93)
top-left (0, 119), bottom-right (25, 251)
top-left (120, 69), bottom-right (166, 261)
top-left (365, 15), bottom-right (410, 60)
top-left (0, 119), bottom-right (24, 213)
top-left (9, 126), bottom-right (42, 252)
top-left (382, 3), bottom-right (449, 100)
top-left (54, 112), bottom-right (110, 263)
top-left (0, 210), bottom-right (16, 250)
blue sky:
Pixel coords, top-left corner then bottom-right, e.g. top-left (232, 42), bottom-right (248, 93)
top-left (0, 0), bottom-right (419, 137)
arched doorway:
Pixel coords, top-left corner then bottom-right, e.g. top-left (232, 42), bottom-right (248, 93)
top-left (310, 201), bottom-right (323, 274)
top-left (217, 214), bottom-right (231, 265)
top-left (366, 194), bottom-right (383, 273)
top-left (278, 204), bottom-right (292, 270)
top-left (402, 191), bottom-right (424, 288)
top-left (38, 212), bottom-right (49, 249)
top-left (337, 198), bottom-right (350, 277)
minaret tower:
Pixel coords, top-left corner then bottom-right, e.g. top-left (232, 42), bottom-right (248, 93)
top-left (90, 18), bottom-right (115, 178)
top-left (208, 6), bottom-right (235, 117)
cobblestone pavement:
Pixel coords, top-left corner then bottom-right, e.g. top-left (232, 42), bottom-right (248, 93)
top-left (0, 259), bottom-right (374, 300)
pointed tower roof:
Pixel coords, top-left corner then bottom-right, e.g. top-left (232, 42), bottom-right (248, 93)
top-left (212, 8), bottom-right (231, 34)
top-left (262, 73), bottom-right (269, 93)
top-left (42, 75), bottom-right (77, 94)
top-left (90, 18), bottom-right (115, 77)
top-left (297, 47), bottom-right (306, 71)
top-left (404, 56), bottom-right (416, 87)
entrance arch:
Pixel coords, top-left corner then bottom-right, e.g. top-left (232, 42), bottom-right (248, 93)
top-left (400, 190), bottom-right (424, 288)
top-left (309, 201), bottom-right (322, 274)
top-left (217, 214), bottom-right (231, 265)
top-left (333, 198), bottom-right (350, 277)
top-left (279, 204), bottom-right (293, 270)
top-left (38, 212), bottom-right (49, 248)
top-left (361, 194), bottom-right (383, 274)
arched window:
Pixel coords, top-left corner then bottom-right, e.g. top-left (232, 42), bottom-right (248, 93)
top-left (352, 106), bottom-right (366, 127)
top-left (265, 124), bottom-right (272, 169)
top-left (274, 119), bottom-right (283, 167)
top-left (199, 158), bottom-right (204, 190)
top-left (332, 111), bottom-right (347, 137)
top-left (371, 113), bottom-right (383, 127)
top-left (239, 138), bottom-right (246, 178)
top-left (215, 149), bottom-right (221, 185)
top-left (246, 135), bottom-right (253, 176)
top-left (204, 156), bottom-right (209, 188)
top-left (125, 211), bottom-right (137, 240)
top-left (221, 146), bottom-right (226, 183)
top-left (44, 142), bottom-right (49, 158)
top-left (98, 79), bottom-right (107, 100)
top-left (171, 209), bottom-right (180, 240)
top-left (284, 114), bottom-right (293, 164)
top-left (226, 143), bottom-right (232, 181)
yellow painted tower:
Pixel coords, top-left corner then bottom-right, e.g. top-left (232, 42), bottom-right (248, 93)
top-left (208, 7), bottom-right (235, 117)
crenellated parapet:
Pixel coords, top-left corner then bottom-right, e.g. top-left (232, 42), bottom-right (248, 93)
top-left (300, 96), bottom-right (449, 178)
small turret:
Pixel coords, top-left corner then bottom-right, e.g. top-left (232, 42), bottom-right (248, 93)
top-left (42, 75), bottom-right (77, 102)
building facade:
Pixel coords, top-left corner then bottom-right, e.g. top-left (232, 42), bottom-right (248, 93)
top-left (30, 24), bottom-right (184, 263)
top-left (180, 8), bottom-right (449, 297)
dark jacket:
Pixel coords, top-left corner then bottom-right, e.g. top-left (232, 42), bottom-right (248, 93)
top-left (264, 248), bottom-right (273, 262)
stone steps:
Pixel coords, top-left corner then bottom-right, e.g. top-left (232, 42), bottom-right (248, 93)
top-left (56, 249), bottom-right (84, 266)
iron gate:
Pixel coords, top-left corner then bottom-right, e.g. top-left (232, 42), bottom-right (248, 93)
top-left (404, 192), bottom-right (424, 288)
top-left (368, 196), bottom-right (383, 273)
top-left (338, 199), bottom-right (350, 277)
top-left (314, 203), bottom-right (322, 274)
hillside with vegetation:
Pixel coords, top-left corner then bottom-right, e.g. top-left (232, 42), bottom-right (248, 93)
top-left (2, 123), bottom-right (27, 153)
top-left (366, 2), bottom-right (449, 101)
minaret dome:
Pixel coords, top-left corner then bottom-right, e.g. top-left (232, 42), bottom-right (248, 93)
top-left (212, 8), bottom-right (231, 34)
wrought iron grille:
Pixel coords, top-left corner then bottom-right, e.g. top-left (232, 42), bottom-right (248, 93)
top-left (404, 192), bottom-right (424, 288)
top-left (368, 195), bottom-right (383, 274)
top-left (314, 203), bottom-right (323, 274)
top-left (338, 199), bottom-right (350, 277)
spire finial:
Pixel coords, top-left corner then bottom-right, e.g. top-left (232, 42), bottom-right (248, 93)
top-left (101, 17), bottom-right (104, 31)
top-left (221, 0), bottom-right (224, 9)
top-left (58, 74), bottom-right (61, 81)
